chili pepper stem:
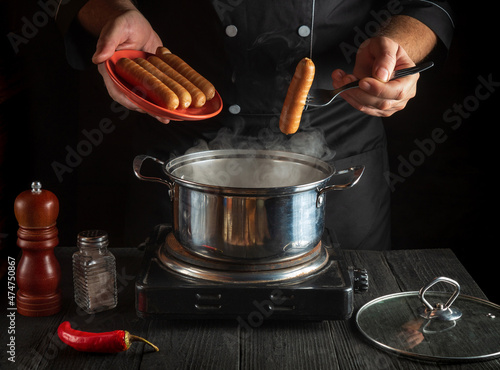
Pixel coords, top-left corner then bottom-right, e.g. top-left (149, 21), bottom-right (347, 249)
top-left (125, 332), bottom-right (159, 352)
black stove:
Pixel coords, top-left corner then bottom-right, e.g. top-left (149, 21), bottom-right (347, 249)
top-left (135, 224), bottom-right (368, 320)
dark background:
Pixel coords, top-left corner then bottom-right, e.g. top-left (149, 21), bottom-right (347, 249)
top-left (1, 2), bottom-right (497, 302)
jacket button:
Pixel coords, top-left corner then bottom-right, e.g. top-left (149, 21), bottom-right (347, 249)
top-left (225, 25), bottom-right (238, 37)
top-left (297, 25), bottom-right (311, 37)
top-left (228, 104), bottom-right (241, 114)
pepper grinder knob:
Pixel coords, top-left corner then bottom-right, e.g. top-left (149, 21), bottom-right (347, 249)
top-left (14, 181), bottom-right (61, 316)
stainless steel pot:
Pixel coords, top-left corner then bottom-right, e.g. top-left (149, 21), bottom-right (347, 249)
top-left (133, 149), bottom-right (364, 263)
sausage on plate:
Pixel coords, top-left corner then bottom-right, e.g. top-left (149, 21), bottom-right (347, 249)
top-left (134, 57), bottom-right (192, 109)
top-left (147, 55), bottom-right (206, 108)
top-left (156, 46), bottom-right (215, 101)
top-left (115, 57), bottom-right (179, 110)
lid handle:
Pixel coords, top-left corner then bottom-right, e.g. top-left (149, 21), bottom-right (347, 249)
top-left (417, 276), bottom-right (462, 321)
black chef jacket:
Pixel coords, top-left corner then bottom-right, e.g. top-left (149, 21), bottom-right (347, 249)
top-left (56, 0), bottom-right (454, 250)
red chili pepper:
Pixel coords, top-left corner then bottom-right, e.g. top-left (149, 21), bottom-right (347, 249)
top-left (57, 321), bottom-right (159, 353)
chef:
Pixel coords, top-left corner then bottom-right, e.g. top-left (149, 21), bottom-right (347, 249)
top-left (55, 0), bottom-right (454, 250)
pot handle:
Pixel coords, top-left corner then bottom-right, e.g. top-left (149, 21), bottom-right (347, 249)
top-left (316, 165), bottom-right (365, 207)
top-left (133, 155), bottom-right (174, 189)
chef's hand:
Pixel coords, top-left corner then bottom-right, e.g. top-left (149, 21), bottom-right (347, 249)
top-left (86, 7), bottom-right (170, 123)
top-left (331, 36), bottom-right (418, 117)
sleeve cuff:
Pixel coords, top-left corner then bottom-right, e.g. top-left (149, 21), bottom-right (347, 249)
top-left (399, 0), bottom-right (455, 51)
top-left (54, 0), bottom-right (89, 35)
top-left (55, 0), bottom-right (97, 70)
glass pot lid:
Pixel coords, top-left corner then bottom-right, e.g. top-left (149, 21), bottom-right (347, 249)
top-left (355, 277), bottom-right (500, 363)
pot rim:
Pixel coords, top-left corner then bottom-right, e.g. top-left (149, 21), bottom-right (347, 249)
top-left (163, 149), bottom-right (335, 195)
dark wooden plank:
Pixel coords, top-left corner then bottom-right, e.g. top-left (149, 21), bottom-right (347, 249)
top-left (140, 319), bottom-right (240, 369)
top-left (384, 249), bottom-right (488, 299)
top-left (239, 320), bottom-right (339, 370)
top-left (6, 310), bottom-right (69, 370)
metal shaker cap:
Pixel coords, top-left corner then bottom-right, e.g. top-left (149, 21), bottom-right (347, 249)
top-left (77, 230), bottom-right (109, 247)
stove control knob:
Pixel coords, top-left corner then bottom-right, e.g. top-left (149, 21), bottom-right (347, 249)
top-left (352, 268), bottom-right (369, 294)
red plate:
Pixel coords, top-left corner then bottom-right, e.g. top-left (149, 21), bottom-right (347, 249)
top-left (105, 49), bottom-right (223, 121)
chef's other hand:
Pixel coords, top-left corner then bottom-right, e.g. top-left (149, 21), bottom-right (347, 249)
top-left (332, 36), bottom-right (417, 117)
top-left (78, 2), bottom-right (169, 123)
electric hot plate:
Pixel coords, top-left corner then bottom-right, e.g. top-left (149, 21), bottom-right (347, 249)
top-left (135, 224), bottom-right (368, 320)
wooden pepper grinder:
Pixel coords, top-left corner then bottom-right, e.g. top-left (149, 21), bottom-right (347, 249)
top-left (14, 181), bottom-right (61, 316)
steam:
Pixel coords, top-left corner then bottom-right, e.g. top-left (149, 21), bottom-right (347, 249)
top-left (185, 123), bottom-right (335, 162)
top-left (177, 121), bottom-right (337, 188)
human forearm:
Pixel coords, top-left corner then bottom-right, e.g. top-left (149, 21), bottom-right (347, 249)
top-left (377, 15), bottom-right (437, 63)
top-left (77, 0), bottom-right (138, 37)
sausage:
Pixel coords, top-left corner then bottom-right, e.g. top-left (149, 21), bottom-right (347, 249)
top-left (134, 57), bottom-right (192, 109)
top-left (115, 57), bottom-right (179, 110)
top-left (279, 58), bottom-right (315, 135)
top-left (147, 55), bottom-right (206, 108)
top-left (156, 47), bottom-right (215, 101)
top-left (156, 46), bottom-right (171, 55)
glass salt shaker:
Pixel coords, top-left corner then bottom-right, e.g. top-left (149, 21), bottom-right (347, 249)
top-left (72, 230), bottom-right (117, 313)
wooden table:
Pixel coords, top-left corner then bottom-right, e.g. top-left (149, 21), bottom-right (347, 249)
top-left (2, 245), bottom-right (499, 370)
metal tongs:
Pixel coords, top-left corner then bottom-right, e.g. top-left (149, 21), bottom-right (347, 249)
top-left (305, 61), bottom-right (434, 108)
